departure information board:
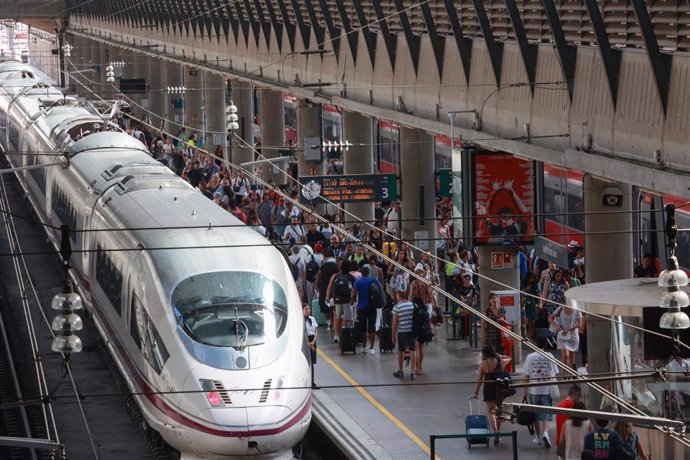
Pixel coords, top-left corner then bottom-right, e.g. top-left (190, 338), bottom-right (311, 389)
top-left (298, 174), bottom-right (397, 204)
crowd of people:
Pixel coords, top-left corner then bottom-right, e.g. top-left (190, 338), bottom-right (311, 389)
top-left (127, 121), bottom-right (652, 459)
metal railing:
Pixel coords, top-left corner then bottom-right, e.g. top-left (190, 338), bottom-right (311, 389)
top-left (429, 431), bottom-right (518, 460)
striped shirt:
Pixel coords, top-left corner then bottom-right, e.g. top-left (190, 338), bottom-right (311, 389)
top-left (392, 300), bottom-right (415, 333)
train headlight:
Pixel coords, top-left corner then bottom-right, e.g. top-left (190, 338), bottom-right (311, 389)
top-left (199, 379), bottom-right (228, 407)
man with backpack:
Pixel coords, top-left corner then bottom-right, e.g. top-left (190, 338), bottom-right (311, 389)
top-left (317, 248), bottom-right (339, 337)
top-left (303, 242), bottom-right (323, 313)
top-left (327, 259), bottom-right (354, 341)
top-left (288, 245), bottom-right (304, 301)
top-left (351, 266), bottom-right (383, 355)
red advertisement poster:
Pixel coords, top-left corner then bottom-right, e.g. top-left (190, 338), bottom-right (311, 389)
top-left (474, 153), bottom-right (534, 245)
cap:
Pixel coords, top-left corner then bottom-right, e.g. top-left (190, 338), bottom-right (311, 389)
top-left (567, 240), bottom-right (580, 248)
top-left (314, 243), bottom-right (323, 253)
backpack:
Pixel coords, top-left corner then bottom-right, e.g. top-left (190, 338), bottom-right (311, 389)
top-left (305, 255), bottom-right (319, 283)
top-left (332, 273), bottom-right (351, 303)
top-left (412, 299), bottom-right (431, 339)
top-left (368, 279), bottom-right (385, 309)
top-left (289, 259), bottom-right (300, 282)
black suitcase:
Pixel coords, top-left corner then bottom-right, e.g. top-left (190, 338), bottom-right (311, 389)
top-left (340, 326), bottom-right (357, 354)
top-left (378, 309), bottom-right (394, 353)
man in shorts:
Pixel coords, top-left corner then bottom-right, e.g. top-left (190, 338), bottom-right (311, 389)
top-left (523, 334), bottom-right (559, 448)
top-left (325, 255), bottom-right (351, 340)
top-left (391, 288), bottom-right (416, 380)
top-left (351, 266), bottom-right (380, 355)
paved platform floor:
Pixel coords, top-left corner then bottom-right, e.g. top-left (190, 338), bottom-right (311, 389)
top-left (312, 323), bottom-right (556, 460)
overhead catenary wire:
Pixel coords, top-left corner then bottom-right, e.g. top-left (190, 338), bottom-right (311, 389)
top-left (66, 58), bottom-right (690, 356)
top-left (59, 56), bottom-right (690, 445)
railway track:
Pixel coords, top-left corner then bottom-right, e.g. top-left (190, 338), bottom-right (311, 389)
top-left (0, 157), bottom-right (155, 459)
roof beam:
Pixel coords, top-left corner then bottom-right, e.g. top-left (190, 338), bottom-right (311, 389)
top-left (318, 0), bottom-right (341, 61)
top-left (351, 0), bottom-right (376, 67)
top-left (504, 0), bottom-right (537, 94)
top-left (583, 0), bottom-right (621, 109)
top-left (541, 0), bottom-right (577, 99)
top-left (372, 0), bottom-right (397, 69)
top-left (629, 0), bottom-right (671, 117)
top-left (289, 0), bottom-right (311, 51)
top-left (264, 0), bottom-right (284, 52)
top-left (302, 0), bottom-right (325, 52)
top-left (420, 1), bottom-right (444, 76)
top-left (442, 0), bottom-right (472, 85)
top-left (472, 0), bottom-right (503, 86)
top-left (393, 0), bottom-right (420, 73)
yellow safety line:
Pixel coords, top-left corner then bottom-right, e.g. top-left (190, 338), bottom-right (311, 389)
top-left (317, 348), bottom-right (440, 460)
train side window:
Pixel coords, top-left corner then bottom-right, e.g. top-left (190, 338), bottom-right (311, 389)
top-left (130, 292), bottom-right (168, 373)
top-left (96, 245), bottom-right (123, 315)
top-left (130, 292), bottom-right (141, 348)
top-left (27, 151), bottom-right (46, 194)
top-left (51, 183), bottom-right (78, 240)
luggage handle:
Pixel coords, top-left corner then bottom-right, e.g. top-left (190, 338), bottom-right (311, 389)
top-left (468, 397), bottom-right (481, 416)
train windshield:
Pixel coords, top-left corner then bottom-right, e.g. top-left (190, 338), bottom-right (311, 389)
top-left (171, 272), bottom-right (288, 349)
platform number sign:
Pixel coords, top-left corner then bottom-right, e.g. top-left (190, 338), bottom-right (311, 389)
top-left (298, 174), bottom-right (398, 205)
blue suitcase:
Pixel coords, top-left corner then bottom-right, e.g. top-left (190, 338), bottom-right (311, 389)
top-left (466, 399), bottom-right (491, 448)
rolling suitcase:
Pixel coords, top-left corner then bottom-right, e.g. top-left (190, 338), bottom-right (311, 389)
top-left (311, 298), bottom-right (325, 326)
top-left (339, 326), bottom-right (357, 355)
top-left (465, 398), bottom-right (491, 448)
top-left (378, 309), bottom-right (394, 353)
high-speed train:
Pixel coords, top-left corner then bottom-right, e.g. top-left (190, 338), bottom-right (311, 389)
top-left (0, 59), bottom-right (311, 459)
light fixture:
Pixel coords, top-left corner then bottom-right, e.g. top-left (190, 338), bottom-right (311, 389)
top-left (50, 280), bottom-right (83, 354)
top-left (62, 44), bottom-right (72, 57)
top-left (168, 86), bottom-right (187, 95)
top-left (658, 204), bottom-right (690, 339)
top-left (105, 64), bottom-right (115, 83)
top-left (225, 102), bottom-right (239, 131)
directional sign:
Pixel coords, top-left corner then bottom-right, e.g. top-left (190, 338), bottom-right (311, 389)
top-left (299, 174), bottom-right (398, 205)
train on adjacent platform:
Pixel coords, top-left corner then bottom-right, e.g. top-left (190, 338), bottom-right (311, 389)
top-left (0, 59), bottom-right (311, 459)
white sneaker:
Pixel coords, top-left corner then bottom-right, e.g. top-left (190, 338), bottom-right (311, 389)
top-left (333, 336), bottom-right (339, 343)
top-left (532, 435), bottom-right (542, 446)
top-left (361, 346), bottom-right (367, 353)
top-left (542, 432), bottom-right (551, 448)
top-left (369, 348), bottom-right (375, 355)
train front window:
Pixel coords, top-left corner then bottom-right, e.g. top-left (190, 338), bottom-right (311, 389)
top-left (172, 272), bottom-right (288, 349)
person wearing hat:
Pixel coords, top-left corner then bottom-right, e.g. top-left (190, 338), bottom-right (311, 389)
top-left (567, 240), bottom-right (580, 270)
top-left (408, 263), bottom-right (437, 375)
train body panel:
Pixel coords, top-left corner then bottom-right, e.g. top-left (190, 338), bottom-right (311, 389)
top-left (0, 59), bottom-right (311, 458)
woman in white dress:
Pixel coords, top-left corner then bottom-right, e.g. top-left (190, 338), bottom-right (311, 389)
top-left (549, 305), bottom-right (583, 370)
top-left (560, 401), bottom-right (592, 460)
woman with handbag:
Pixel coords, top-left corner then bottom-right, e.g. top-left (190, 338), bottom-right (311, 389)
top-left (549, 305), bottom-right (583, 371)
top-left (471, 345), bottom-right (512, 445)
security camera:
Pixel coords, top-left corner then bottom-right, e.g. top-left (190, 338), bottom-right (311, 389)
top-left (602, 186), bottom-right (623, 207)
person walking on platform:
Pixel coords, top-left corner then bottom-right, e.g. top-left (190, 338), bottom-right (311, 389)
top-left (471, 345), bottom-right (512, 445)
top-left (391, 289), bottom-right (416, 381)
top-left (326, 259), bottom-right (354, 340)
top-left (482, 293), bottom-right (509, 353)
top-left (523, 334), bottom-right (559, 448)
top-left (351, 266), bottom-right (380, 355)
top-left (303, 303), bottom-right (319, 389)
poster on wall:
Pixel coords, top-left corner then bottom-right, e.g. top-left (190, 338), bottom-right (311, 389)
top-left (474, 153), bottom-right (535, 245)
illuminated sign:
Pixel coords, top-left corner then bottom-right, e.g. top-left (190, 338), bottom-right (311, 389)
top-left (298, 174), bottom-right (397, 204)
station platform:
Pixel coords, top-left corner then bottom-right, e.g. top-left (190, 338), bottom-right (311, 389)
top-left (310, 323), bottom-right (554, 460)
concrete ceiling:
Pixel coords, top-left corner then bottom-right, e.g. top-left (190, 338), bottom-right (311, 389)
top-left (0, 1), bottom-right (66, 19)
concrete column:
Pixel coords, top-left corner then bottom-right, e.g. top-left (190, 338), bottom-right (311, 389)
top-left (230, 78), bottom-right (254, 165)
top-left (342, 110), bottom-right (374, 223)
top-left (478, 247), bottom-right (522, 361)
top-left (583, 175), bottom-right (633, 409)
top-left (259, 88), bottom-right (285, 183)
top-left (184, 66), bottom-right (204, 136)
top-left (99, 44), bottom-right (114, 100)
top-left (166, 61), bottom-right (184, 136)
top-left (205, 72), bottom-right (227, 158)
top-left (399, 126), bottom-right (436, 256)
top-left (131, 53), bottom-right (148, 109)
top-left (148, 58), bottom-right (167, 132)
top-left (297, 99), bottom-right (323, 176)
